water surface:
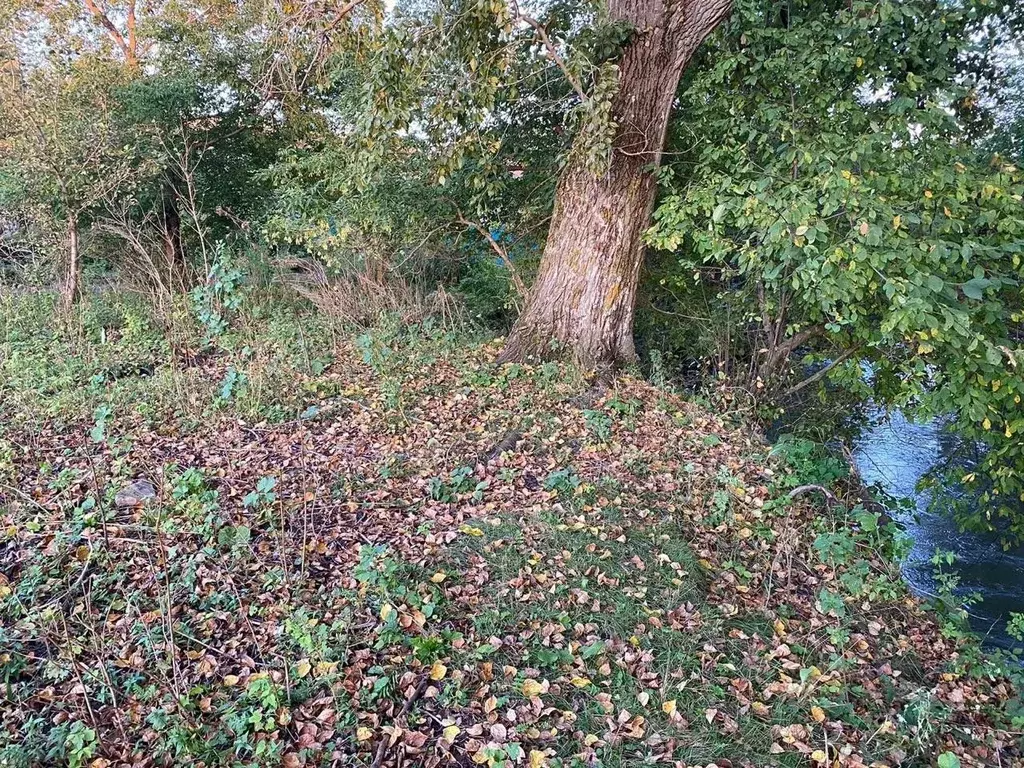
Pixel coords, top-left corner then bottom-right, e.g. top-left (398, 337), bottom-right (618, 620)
top-left (853, 411), bottom-right (1024, 650)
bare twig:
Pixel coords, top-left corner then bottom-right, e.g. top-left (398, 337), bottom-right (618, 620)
top-left (370, 674), bottom-right (432, 768)
top-left (509, 1), bottom-right (587, 102)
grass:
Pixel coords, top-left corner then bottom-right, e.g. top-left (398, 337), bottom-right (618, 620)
top-left (1, 289), bottom-right (1022, 768)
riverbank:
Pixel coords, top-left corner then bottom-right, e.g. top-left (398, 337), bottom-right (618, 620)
top-left (2, 291), bottom-right (1022, 766)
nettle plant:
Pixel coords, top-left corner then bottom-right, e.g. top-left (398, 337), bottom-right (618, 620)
top-left (647, 0), bottom-right (1024, 542)
top-left (191, 242), bottom-right (246, 343)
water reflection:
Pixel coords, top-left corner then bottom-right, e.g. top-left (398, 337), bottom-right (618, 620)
top-left (853, 410), bottom-right (1024, 649)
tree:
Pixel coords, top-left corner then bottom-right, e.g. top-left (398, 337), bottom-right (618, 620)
top-left (499, 0), bottom-right (732, 366)
top-left (0, 58), bottom-right (146, 311)
top-left (339, 0), bottom-right (731, 366)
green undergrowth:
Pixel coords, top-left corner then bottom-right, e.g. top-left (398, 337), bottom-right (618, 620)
top-left (1, 289), bottom-right (1022, 768)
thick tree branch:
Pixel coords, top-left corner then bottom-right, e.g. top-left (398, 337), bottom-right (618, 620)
top-left (668, 0), bottom-right (734, 68)
top-left (82, 0), bottom-right (137, 67)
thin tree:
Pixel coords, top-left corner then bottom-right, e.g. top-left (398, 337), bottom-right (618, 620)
top-left (0, 59), bottom-right (141, 312)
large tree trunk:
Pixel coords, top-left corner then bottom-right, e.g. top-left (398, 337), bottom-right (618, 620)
top-left (61, 215), bottom-right (81, 315)
top-left (500, 0), bottom-right (732, 367)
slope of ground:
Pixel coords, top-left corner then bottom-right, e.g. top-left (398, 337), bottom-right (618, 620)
top-left (1, 293), bottom-right (1021, 767)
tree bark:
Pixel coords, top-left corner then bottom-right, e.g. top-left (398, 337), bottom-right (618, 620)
top-left (500, 0), bottom-right (732, 368)
top-left (62, 215), bottom-right (81, 314)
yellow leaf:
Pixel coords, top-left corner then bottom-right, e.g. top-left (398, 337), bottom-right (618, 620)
top-left (460, 525), bottom-right (484, 537)
top-left (811, 750), bottom-right (827, 763)
top-left (443, 724), bottom-right (460, 742)
top-left (811, 705), bottom-right (826, 723)
top-left (295, 659), bottom-right (311, 678)
top-left (924, 189), bottom-right (933, 198)
top-left (429, 661), bottom-right (448, 681)
top-left (356, 726), bottom-right (373, 742)
top-left (529, 750), bottom-right (547, 768)
top-left (855, 56), bottom-right (864, 67)
top-left (570, 676), bottom-right (591, 688)
top-left (430, 571), bottom-right (447, 583)
top-left (983, 418), bottom-right (992, 430)
top-left (892, 215), bottom-right (902, 229)
top-left (773, 619), bottom-right (786, 636)
top-left (522, 678), bottom-right (544, 698)
top-left (222, 674), bottom-right (239, 686)
top-left (380, 603), bottom-right (395, 622)
top-left (662, 700), bottom-right (677, 717)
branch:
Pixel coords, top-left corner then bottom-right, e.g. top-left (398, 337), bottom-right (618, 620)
top-left (509, 2), bottom-right (586, 103)
top-left (297, 0), bottom-right (368, 91)
top-left (457, 213), bottom-right (527, 304)
top-left (780, 346), bottom-right (861, 399)
top-left (669, 0), bottom-right (734, 68)
top-left (787, 484), bottom-right (839, 506)
top-left (82, 0), bottom-right (136, 67)
top-left (775, 323), bottom-right (825, 359)
top-left (125, 0), bottom-right (138, 65)
top-left (370, 674), bottom-right (431, 768)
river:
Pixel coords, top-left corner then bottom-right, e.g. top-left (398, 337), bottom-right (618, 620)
top-left (852, 410), bottom-right (1024, 650)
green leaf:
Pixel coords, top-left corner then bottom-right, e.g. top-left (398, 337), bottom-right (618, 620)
top-left (937, 752), bottom-right (961, 768)
top-left (961, 277), bottom-right (990, 300)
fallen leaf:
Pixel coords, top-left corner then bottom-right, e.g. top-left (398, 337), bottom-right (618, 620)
top-left (430, 661), bottom-right (447, 681)
top-left (522, 678), bottom-right (545, 697)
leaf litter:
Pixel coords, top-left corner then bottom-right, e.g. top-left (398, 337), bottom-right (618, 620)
top-left (1, 337), bottom-right (1020, 767)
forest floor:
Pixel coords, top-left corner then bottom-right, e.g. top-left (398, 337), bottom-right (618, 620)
top-left (1, 291), bottom-right (1022, 768)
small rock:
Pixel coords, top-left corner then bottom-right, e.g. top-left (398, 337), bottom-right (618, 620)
top-left (115, 479), bottom-right (157, 508)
